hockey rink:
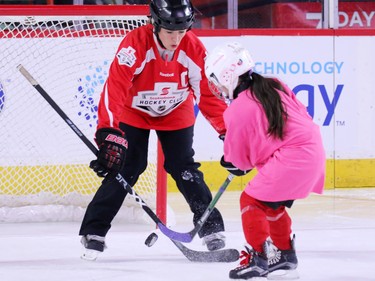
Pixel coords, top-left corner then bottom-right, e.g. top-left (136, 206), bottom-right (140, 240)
top-left (1, 188), bottom-right (374, 281)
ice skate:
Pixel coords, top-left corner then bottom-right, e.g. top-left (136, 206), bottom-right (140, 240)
top-left (229, 244), bottom-right (268, 280)
top-left (203, 232), bottom-right (226, 251)
top-left (268, 236), bottom-right (299, 280)
top-left (80, 235), bottom-right (106, 261)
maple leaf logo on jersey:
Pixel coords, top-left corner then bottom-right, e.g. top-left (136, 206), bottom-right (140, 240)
top-left (117, 46), bottom-right (136, 67)
top-left (132, 83), bottom-right (189, 117)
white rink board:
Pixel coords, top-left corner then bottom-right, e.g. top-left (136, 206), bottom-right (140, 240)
top-left (1, 35), bottom-right (374, 166)
top-left (195, 35), bottom-right (375, 161)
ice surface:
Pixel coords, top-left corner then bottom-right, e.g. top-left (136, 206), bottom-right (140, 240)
top-left (1, 189), bottom-right (374, 281)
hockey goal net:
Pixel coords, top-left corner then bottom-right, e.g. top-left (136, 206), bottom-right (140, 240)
top-left (0, 5), bottom-right (168, 223)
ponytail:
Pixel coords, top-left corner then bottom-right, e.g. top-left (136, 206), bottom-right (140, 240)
top-left (238, 72), bottom-right (288, 139)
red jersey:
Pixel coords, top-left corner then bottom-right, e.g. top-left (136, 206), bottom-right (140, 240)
top-left (97, 24), bottom-right (227, 135)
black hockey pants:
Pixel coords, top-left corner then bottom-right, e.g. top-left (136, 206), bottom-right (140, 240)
top-left (79, 123), bottom-right (225, 238)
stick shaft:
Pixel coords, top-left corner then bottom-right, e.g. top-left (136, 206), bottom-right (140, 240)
top-left (17, 64), bottom-right (98, 155)
top-left (17, 65), bottom-right (239, 262)
top-left (158, 173), bottom-right (235, 242)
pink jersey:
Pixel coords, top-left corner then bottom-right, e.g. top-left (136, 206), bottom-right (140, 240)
top-left (223, 81), bottom-right (325, 201)
top-left (96, 24), bottom-right (227, 135)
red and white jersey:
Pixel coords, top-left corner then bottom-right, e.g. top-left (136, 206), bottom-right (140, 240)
top-left (97, 24), bottom-right (227, 135)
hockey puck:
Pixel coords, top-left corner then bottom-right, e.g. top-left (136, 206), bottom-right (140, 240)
top-left (145, 232), bottom-right (158, 247)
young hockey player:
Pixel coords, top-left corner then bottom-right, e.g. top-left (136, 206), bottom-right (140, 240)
top-left (205, 41), bottom-right (326, 279)
top-left (79, 0), bottom-right (228, 260)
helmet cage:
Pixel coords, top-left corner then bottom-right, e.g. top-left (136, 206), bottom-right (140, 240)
top-left (207, 73), bottom-right (230, 103)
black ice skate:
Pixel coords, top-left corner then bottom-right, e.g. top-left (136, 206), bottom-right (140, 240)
top-left (80, 234), bottom-right (106, 261)
top-left (268, 235), bottom-right (299, 280)
top-left (202, 232), bottom-right (226, 251)
top-left (229, 244), bottom-right (268, 280)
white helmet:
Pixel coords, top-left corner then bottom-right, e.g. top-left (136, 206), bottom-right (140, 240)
top-left (205, 41), bottom-right (255, 101)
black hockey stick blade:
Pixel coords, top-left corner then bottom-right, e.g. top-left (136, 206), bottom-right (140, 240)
top-left (17, 64), bottom-right (239, 263)
top-left (115, 173), bottom-right (239, 262)
top-left (158, 173), bottom-right (235, 242)
top-left (173, 240), bottom-right (239, 262)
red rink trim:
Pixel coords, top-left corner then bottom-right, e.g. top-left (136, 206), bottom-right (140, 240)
top-left (193, 28), bottom-right (375, 37)
top-left (1, 5), bottom-right (374, 38)
top-left (0, 5), bottom-right (149, 16)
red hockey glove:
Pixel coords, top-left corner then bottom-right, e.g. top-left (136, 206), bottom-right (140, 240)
top-left (90, 128), bottom-right (128, 177)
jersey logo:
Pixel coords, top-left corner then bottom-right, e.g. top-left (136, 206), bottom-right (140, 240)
top-left (117, 46), bottom-right (136, 67)
top-left (132, 83), bottom-right (189, 117)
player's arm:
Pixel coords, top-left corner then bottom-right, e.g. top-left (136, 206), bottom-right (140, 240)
top-left (92, 36), bottom-right (140, 177)
top-left (222, 108), bottom-right (255, 174)
top-left (187, 36), bottom-right (227, 136)
top-left (96, 28), bottom-right (144, 130)
top-left (90, 128), bottom-right (128, 177)
top-left (197, 78), bottom-right (228, 136)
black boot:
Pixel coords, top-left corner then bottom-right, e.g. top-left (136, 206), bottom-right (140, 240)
top-left (268, 235), bottom-right (299, 280)
top-left (80, 235), bottom-right (106, 261)
top-left (229, 243), bottom-right (268, 280)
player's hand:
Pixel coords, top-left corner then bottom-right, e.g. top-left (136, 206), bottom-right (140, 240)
top-left (220, 156), bottom-right (251, 176)
top-left (90, 128), bottom-right (128, 177)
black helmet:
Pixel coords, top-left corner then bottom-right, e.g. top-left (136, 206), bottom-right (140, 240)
top-left (150, 0), bottom-right (195, 31)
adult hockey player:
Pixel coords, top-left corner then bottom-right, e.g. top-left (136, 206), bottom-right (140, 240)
top-left (79, 0), bottom-right (228, 260)
top-left (205, 42), bottom-right (326, 279)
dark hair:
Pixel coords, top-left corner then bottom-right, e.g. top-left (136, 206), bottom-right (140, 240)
top-left (236, 72), bottom-right (288, 139)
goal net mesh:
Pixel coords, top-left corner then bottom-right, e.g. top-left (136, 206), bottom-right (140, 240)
top-left (0, 8), bottom-right (166, 223)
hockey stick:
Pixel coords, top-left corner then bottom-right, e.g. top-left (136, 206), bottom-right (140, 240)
top-left (17, 64), bottom-right (239, 263)
top-left (158, 173), bottom-right (235, 242)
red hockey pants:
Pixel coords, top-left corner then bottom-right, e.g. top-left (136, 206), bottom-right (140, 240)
top-left (240, 191), bottom-right (292, 253)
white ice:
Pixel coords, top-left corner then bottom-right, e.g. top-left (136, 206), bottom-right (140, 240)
top-left (1, 189), bottom-right (375, 281)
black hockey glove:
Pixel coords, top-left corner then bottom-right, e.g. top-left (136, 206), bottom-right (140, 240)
top-left (219, 134), bottom-right (225, 141)
top-left (220, 156), bottom-right (251, 176)
top-left (90, 128), bottom-right (128, 177)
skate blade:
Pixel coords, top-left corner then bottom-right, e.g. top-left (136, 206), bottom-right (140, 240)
top-left (81, 249), bottom-right (100, 261)
top-left (268, 269), bottom-right (299, 280)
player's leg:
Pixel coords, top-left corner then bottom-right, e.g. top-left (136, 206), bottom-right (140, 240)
top-left (157, 126), bottom-right (226, 251)
top-left (79, 175), bottom-right (128, 260)
top-left (264, 201), bottom-right (298, 279)
top-left (229, 192), bottom-right (269, 279)
top-left (79, 123), bottom-right (150, 260)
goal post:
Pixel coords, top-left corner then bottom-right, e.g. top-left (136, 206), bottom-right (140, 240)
top-left (0, 5), bottom-right (168, 224)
